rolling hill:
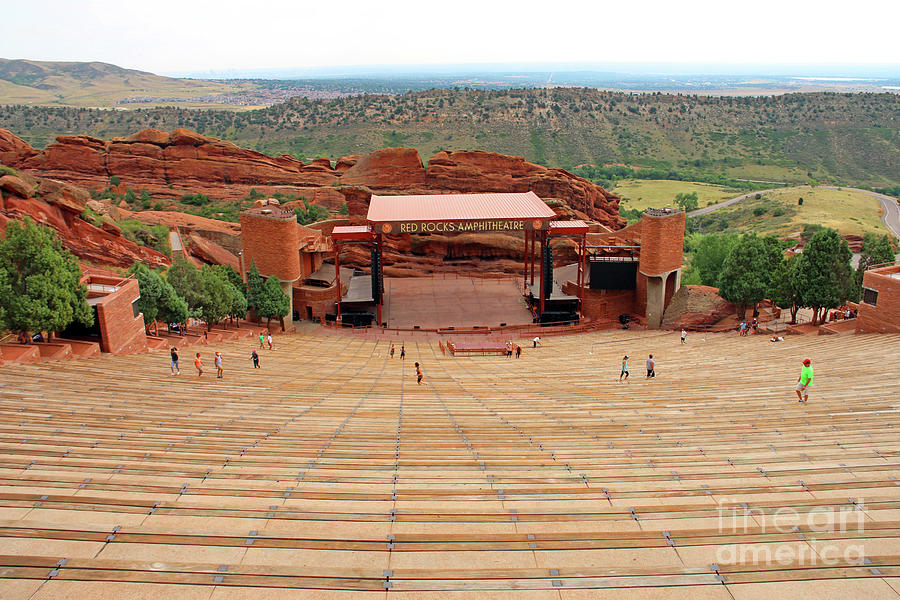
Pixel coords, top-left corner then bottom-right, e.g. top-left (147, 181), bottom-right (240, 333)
top-left (1, 77), bottom-right (898, 188)
top-left (0, 58), bottom-right (254, 108)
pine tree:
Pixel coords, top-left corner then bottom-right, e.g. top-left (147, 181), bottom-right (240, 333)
top-left (0, 218), bottom-right (93, 336)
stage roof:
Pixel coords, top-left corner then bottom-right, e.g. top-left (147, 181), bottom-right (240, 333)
top-left (367, 192), bottom-right (556, 230)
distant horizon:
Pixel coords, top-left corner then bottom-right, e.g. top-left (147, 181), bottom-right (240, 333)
top-left (161, 61), bottom-right (900, 81)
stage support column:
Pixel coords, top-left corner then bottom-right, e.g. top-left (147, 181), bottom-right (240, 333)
top-left (539, 231), bottom-right (546, 315)
top-left (530, 229), bottom-right (535, 285)
top-left (334, 243), bottom-right (341, 321)
top-left (578, 233), bottom-right (586, 318)
top-left (375, 234), bottom-right (383, 327)
top-left (522, 230), bottom-right (527, 293)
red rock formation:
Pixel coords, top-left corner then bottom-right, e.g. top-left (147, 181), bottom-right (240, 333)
top-left (2, 127), bottom-right (624, 274)
top-left (0, 170), bottom-right (169, 269)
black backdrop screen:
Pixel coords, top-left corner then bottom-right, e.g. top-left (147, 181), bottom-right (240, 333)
top-left (590, 262), bottom-right (637, 290)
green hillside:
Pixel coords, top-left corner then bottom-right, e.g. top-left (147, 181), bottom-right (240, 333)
top-left (1, 88), bottom-right (899, 187)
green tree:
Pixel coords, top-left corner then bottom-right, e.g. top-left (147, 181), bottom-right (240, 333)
top-left (717, 233), bottom-right (771, 319)
top-left (256, 276), bottom-right (290, 328)
top-left (246, 261), bottom-right (265, 315)
top-left (213, 264), bottom-right (245, 297)
top-left (0, 218), bottom-right (93, 336)
top-left (852, 233), bottom-right (896, 302)
top-left (691, 233), bottom-right (739, 287)
top-left (799, 228), bottom-right (853, 323)
top-left (196, 265), bottom-right (233, 330)
top-left (674, 191), bottom-right (699, 212)
top-left (857, 233), bottom-right (895, 272)
top-left (166, 258), bottom-right (203, 310)
top-left (768, 254), bottom-right (806, 324)
top-left (294, 200), bottom-right (330, 225)
top-left (129, 262), bottom-right (189, 334)
top-left (225, 280), bottom-right (248, 323)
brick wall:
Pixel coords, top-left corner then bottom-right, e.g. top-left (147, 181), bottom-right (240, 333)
top-left (93, 278), bottom-right (148, 354)
top-left (578, 288), bottom-right (638, 322)
top-left (857, 265), bottom-right (900, 333)
top-left (638, 211), bottom-right (685, 276)
top-left (240, 211), bottom-right (301, 281)
top-left (293, 284), bottom-right (339, 320)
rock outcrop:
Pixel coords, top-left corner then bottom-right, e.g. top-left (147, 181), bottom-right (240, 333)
top-left (0, 170), bottom-right (169, 268)
top-left (1, 127), bottom-right (625, 273)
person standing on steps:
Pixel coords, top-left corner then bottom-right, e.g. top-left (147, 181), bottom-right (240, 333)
top-left (267, 333), bottom-right (273, 350)
top-left (250, 349), bottom-right (260, 368)
top-left (796, 358), bottom-right (813, 403)
top-left (390, 344), bottom-right (395, 358)
top-left (619, 355), bottom-right (629, 381)
top-left (515, 345), bottom-right (521, 358)
top-left (194, 352), bottom-right (204, 377)
top-left (415, 362), bottom-right (423, 385)
top-left (258, 333), bottom-right (265, 349)
top-left (215, 352), bottom-right (223, 379)
top-left (400, 344), bottom-right (405, 360)
top-left (170, 347), bottom-right (181, 375)
top-left (646, 354), bottom-right (656, 379)
top-left (681, 329), bottom-right (687, 344)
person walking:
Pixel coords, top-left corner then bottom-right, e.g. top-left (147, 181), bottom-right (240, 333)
top-left (796, 358), bottom-right (813, 403)
top-left (194, 352), bottom-right (204, 377)
top-left (506, 340), bottom-right (513, 358)
top-left (646, 354), bottom-right (656, 379)
top-left (215, 352), bottom-right (223, 379)
top-left (400, 344), bottom-right (405, 360)
top-left (532, 336), bottom-right (541, 348)
top-left (515, 345), bottom-right (521, 358)
top-left (267, 333), bottom-right (274, 350)
top-left (619, 355), bottom-right (629, 381)
top-left (258, 333), bottom-right (265, 349)
top-left (250, 349), bottom-right (260, 368)
top-left (390, 344), bottom-right (395, 358)
top-left (170, 347), bottom-right (181, 375)
top-left (415, 362), bottom-right (423, 385)
top-left (681, 329), bottom-right (687, 344)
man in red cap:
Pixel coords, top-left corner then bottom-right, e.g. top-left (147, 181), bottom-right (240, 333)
top-left (796, 358), bottom-right (813, 402)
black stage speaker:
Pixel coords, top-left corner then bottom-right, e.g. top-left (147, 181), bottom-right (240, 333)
top-left (542, 244), bottom-right (553, 298)
top-left (370, 248), bottom-right (382, 302)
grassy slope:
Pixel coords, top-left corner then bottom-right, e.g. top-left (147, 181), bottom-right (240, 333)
top-left (1, 88), bottom-right (899, 187)
top-left (612, 180), bottom-right (741, 211)
top-left (689, 186), bottom-right (890, 238)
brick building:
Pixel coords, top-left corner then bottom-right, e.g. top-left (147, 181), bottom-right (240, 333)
top-left (239, 200), bottom-right (333, 321)
top-left (567, 208), bottom-right (685, 328)
top-left (856, 263), bottom-right (900, 333)
top-left (83, 275), bottom-right (148, 353)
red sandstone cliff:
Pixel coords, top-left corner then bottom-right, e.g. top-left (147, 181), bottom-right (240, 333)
top-left (0, 171), bottom-right (169, 268)
top-left (1, 128), bottom-right (624, 273)
top-left (0, 128), bottom-right (623, 229)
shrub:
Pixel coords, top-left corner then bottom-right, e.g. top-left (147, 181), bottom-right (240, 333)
top-left (772, 207), bottom-right (786, 217)
top-left (753, 207), bottom-right (767, 217)
top-left (181, 193), bottom-right (210, 206)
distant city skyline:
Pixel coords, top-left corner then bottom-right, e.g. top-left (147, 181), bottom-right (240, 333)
top-left (2, 0), bottom-right (898, 76)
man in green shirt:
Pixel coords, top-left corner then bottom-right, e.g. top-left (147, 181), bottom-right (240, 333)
top-left (796, 358), bottom-right (813, 403)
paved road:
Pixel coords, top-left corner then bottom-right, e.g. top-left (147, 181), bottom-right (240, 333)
top-left (687, 188), bottom-right (780, 218)
top-left (687, 186), bottom-right (900, 239)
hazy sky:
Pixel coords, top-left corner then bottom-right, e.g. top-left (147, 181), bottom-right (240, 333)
top-left (2, 0), bottom-right (898, 75)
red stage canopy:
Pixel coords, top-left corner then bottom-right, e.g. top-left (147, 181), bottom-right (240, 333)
top-left (366, 192), bottom-right (556, 235)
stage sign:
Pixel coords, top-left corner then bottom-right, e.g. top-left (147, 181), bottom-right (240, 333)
top-left (378, 219), bottom-right (547, 234)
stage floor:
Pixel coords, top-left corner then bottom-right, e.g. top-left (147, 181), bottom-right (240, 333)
top-left (383, 276), bottom-right (533, 329)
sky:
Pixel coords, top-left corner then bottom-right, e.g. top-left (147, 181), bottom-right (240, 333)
top-left (2, 0), bottom-right (899, 76)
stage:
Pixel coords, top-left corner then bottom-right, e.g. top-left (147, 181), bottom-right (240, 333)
top-left (381, 275), bottom-right (533, 329)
